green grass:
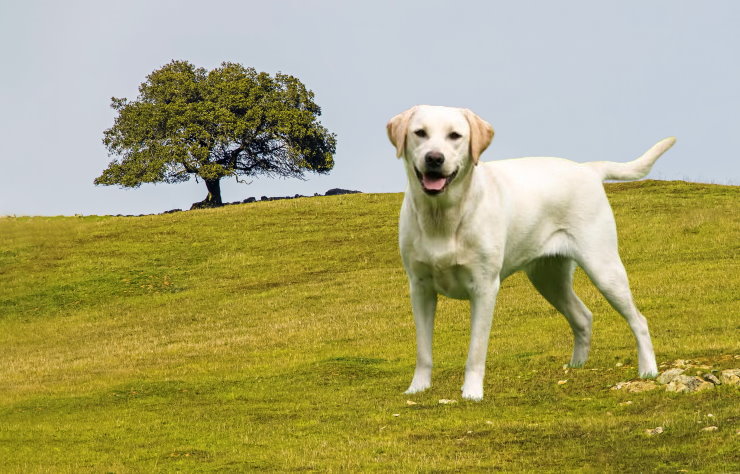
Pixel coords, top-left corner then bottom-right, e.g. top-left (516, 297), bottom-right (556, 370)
top-left (0, 180), bottom-right (738, 472)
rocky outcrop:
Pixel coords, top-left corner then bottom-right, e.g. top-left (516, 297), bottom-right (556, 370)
top-left (114, 189), bottom-right (364, 217)
top-left (235, 189), bottom-right (361, 205)
top-left (612, 358), bottom-right (740, 394)
top-left (324, 188), bottom-right (361, 196)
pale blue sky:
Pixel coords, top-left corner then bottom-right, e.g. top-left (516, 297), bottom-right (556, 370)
top-left (1, 1), bottom-right (738, 216)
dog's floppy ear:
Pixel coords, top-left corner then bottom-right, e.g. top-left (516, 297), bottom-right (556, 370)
top-left (462, 109), bottom-right (494, 165)
top-left (386, 106), bottom-right (417, 158)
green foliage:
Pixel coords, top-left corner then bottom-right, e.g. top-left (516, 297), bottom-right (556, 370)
top-left (95, 60), bottom-right (336, 201)
top-left (0, 181), bottom-right (738, 471)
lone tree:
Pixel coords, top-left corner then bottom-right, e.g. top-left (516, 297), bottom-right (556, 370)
top-left (96, 60), bottom-right (336, 208)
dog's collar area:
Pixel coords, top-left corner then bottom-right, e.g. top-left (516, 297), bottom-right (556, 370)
top-left (414, 167), bottom-right (459, 195)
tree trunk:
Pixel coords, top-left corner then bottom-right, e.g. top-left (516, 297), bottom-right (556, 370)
top-left (191, 178), bottom-right (223, 209)
top-left (204, 178), bottom-right (223, 205)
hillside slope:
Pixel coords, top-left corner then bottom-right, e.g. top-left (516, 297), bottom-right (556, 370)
top-left (0, 181), bottom-right (738, 471)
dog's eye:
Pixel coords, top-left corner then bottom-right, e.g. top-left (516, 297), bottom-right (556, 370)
top-left (448, 132), bottom-right (462, 140)
top-left (414, 129), bottom-right (427, 138)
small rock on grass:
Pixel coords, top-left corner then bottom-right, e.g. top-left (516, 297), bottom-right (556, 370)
top-left (720, 369), bottom-right (740, 386)
top-left (657, 368), bottom-right (685, 385)
top-left (612, 380), bottom-right (660, 393)
top-left (665, 375), bottom-right (714, 393)
top-left (701, 426), bottom-right (719, 432)
top-left (703, 373), bottom-right (721, 385)
top-left (646, 426), bottom-right (664, 436)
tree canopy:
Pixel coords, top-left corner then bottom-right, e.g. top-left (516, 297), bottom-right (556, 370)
top-left (95, 60), bottom-right (336, 207)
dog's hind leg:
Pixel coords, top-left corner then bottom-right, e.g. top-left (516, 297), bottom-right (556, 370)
top-left (526, 256), bottom-right (593, 368)
top-left (575, 249), bottom-right (658, 378)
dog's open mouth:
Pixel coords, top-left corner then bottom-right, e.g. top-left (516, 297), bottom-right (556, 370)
top-left (414, 168), bottom-right (458, 195)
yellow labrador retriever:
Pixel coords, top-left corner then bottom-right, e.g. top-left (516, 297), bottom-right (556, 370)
top-left (387, 105), bottom-right (675, 400)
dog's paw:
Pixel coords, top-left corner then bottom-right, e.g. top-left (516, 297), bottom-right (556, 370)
top-left (404, 380), bottom-right (431, 395)
top-left (639, 369), bottom-right (659, 379)
top-left (461, 384), bottom-right (484, 401)
top-left (567, 359), bottom-right (587, 369)
top-left (638, 359), bottom-right (659, 379)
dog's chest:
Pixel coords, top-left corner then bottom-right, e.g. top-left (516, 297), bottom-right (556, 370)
top-left (409, 236), bottom-right (477, 300)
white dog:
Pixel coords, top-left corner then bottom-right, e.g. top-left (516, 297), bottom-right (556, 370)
top-left (387, 105), bottom-right (675, 400)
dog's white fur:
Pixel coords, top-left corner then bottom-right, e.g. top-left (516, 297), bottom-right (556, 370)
top-left (388, 105), bottom-right (675, 401)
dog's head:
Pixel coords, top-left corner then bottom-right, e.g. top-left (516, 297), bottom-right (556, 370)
top-left (387, 105), bottom-right (494, 196)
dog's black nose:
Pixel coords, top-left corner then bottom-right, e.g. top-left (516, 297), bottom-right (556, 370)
top-left (425, 151), bottom-right (445, 168)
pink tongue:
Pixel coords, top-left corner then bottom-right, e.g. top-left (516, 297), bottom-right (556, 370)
top-left (422, 175), bottom-right (446, 191)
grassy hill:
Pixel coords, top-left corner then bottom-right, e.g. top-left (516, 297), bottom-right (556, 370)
top-left (0, 180), bottom-right (738, 472)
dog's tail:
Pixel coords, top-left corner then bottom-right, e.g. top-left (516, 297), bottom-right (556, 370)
top-left (586, 137), bottom-right (676, 181)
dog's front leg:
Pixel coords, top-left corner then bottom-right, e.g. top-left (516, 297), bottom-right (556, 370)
top-left (462, 276), bottom-right (500, 401)
top-left (405, 279), bottom-right (437, 394)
